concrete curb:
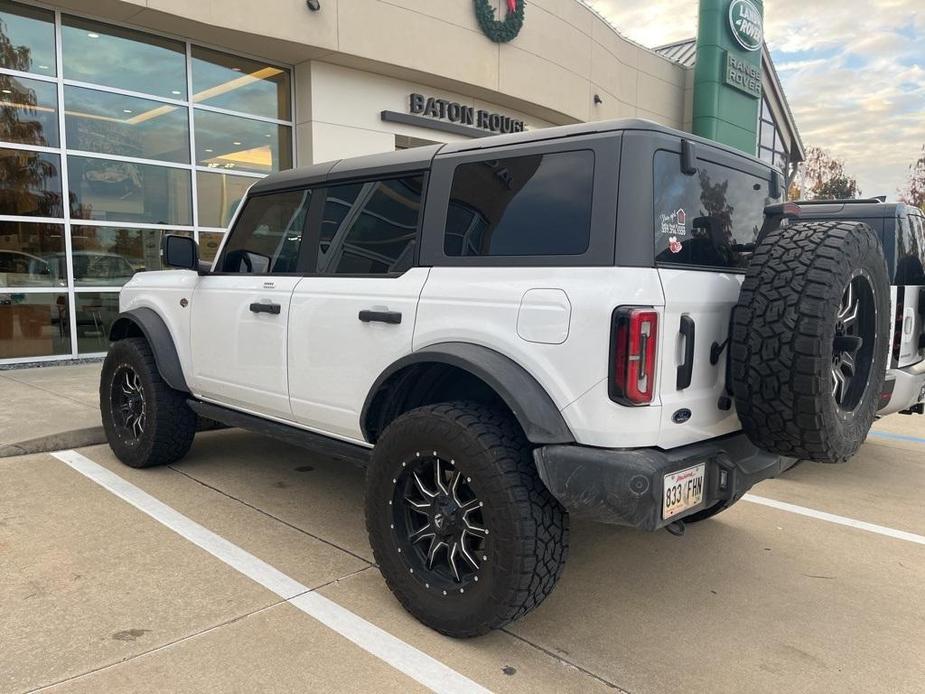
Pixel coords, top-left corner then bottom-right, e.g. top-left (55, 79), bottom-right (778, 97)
top-left (0, 426), bottom-right (108, 458)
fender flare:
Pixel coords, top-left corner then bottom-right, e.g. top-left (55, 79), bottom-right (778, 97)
top-left (109, 307), bottom-right (189, 393)
top-left (361, 342), bottom-right (575, 445)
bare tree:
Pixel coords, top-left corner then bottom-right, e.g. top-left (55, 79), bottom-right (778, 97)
top-left (796, 146), bottom-right (861, 201)
top-left (898, 145), bottom-right (925, 212)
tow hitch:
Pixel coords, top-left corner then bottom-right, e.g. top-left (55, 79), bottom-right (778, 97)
top-left (665, 520), bottom-right (686, 537)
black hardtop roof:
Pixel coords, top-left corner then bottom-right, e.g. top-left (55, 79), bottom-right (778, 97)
top-left (249, 118), bottom-right (775, 195)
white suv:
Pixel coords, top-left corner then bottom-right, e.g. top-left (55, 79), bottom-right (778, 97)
top-left (100, 119), bottom-right (925, 637)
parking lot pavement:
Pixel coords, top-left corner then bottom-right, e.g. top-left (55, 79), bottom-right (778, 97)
top-left (2, 427), bottom-right (924, 694)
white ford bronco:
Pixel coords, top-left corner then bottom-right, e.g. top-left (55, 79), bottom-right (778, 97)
top-left (100, 119), bottom-right (925, 637)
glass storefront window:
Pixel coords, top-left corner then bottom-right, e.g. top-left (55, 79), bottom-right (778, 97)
top-left (69, 226), bottom-right (191, 284)
top-left (61, 15), bottom-right (186, 99)
top-left (191, 45), bottom-right (291, 120)
top-left (194, 109), bottom-right (291, 174)
top-left (198, 231), bottom-right (225, 264)
top-left (0, 292), bottom-right (69, 358)
top-left (0, 147), bottom-right (63, 217)
top-left (0, 74), bottom-right (58, 146)
top-left (64, 86), bottom-right (189, 163)
top-left (0, 12), bottom-right (292, 362)
top-left (68, 155), bottom-right (192, 225)
top-left (73, 291), bottom-right (118, 353)
top-left (0, 0), bottom-right (56, 76)
top-left (196, 171), bottom-right (251, 228)
top-left (0, 221), bottom-right (66, 287)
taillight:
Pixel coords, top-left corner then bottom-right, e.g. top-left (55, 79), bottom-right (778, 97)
top-left (610, 307), bottom-right (658, 405)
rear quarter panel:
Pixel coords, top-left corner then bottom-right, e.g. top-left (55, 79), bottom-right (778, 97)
top-left (414, 266), bottom-right (667, 447)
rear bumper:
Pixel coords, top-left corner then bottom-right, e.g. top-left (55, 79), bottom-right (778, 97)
top-left (879, 364), bottom-right (925, 415)
top-left (534, 432), bottom-right (794, 531)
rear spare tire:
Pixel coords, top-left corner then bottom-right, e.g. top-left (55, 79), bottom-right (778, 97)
top-left (731, 220), bottom-right (890, 463)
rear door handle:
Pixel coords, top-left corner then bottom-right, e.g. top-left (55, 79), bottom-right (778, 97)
top-left (676, 314), bottom-right (695, 390)
top-left (358, 309), bottom-right (402, 325)
top-left (249, 302), bottom-right (281, 315)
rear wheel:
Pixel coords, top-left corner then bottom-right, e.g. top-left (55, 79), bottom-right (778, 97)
top-left (731, 220), bottom-right (890, 462)
top-left (366, 401), bottom-right (569, 637)
top-left (100, 337), bottom-right (197, 468)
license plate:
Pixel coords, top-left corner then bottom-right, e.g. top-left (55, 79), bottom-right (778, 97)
top-left (662, 463), bottom-right (706, 520)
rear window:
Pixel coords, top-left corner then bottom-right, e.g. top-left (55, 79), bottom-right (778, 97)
top-left (654, 150), bottom-right (776, 270)
top-left (896, 210), bottom-right (925, 285)
top-left (444, 150), bottom-right (594, 257)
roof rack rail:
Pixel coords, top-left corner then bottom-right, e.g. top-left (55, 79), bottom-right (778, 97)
top-left (793, 198), bottom-right (884, 205)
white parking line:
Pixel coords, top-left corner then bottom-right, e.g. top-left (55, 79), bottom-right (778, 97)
top-left (50, 449), bottom-right (491, 694)
top-left (743, 494), bottom-right (925, 546)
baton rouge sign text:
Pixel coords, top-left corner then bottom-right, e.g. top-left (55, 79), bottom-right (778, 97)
top-left (409, 93), bottom-right (525, 134)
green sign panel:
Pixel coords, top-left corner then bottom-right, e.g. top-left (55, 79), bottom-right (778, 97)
top-left (724, 52), bottom-right (761, 98)
top-left (692, 0), bottom-right (764, 155)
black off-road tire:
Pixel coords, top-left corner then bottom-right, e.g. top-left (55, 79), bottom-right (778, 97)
top-left (100, 337), bottom-right (197, 468)
top-left (366, 401), bottom-right (569, 637)
top-left (731, 220), bottom-right (890, 463)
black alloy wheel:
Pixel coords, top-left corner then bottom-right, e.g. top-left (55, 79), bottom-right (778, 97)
top-left (831, 273), bottom-right (877, 412)
top-left (365, 401), bottom-right (569, 637)
top-left (391, 453), bottom-right (488, 594)
top-left (100, 337), bottom-right (197, 468)
top-left (110, 365), bottom-right (147, 446)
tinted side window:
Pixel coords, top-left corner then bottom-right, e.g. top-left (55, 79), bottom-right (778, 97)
top-left (654, 151), bottom-right (776, 270)
top-left (317, 176), bottom-right (423, 275)
top-left (220, 189), bottom-right (310, 273)
top-left (444, 150), bottom-right (594, 257)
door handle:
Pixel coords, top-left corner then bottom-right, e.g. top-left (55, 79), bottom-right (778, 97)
top-left (249, 302), bottom-right (281, 315)
top-left (676, 314), bottom-right (695, 390)
top-left (358, 309), bottom-right (402, 325)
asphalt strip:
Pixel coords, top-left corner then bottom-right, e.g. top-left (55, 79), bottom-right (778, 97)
top-left (50, 449), bottom-right (491, 694)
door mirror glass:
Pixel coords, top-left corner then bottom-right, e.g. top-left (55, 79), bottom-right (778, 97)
top-left (162, 234), bottom-right (198, 270)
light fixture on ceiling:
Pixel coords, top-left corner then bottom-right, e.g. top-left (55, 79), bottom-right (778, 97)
top-left (205, 148), bottom-right (213, 152)
top-left (171, 90), bottom-right (182, 95)
top-left (38, 65), bottom-right (48, 70)
top-left (306, 0), bottom-right (321, 10)
top-left (233, 141), bottom-right (242, 145)
top-left (123, 109), bottom-right (133, 113)
top-left (1, 89), bottom-right (11, 94)
top-left (231, 67), bottom-right (242, 72)
top-left (87, 33), bottom-right (100, 39)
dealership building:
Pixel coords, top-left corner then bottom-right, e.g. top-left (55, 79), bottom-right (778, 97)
top-left (0, 0), bottom-right (802, 364)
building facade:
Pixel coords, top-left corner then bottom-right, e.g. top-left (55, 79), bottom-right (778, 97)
top-left (0, 0), bottom-right (801, 364)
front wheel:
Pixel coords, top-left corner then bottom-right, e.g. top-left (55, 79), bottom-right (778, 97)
top-left (365, 402), bottom-right (569, 637)
top-left (100, 337), bottom-right (197, 468)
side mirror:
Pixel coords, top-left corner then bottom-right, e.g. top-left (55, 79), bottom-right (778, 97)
top-left (162, 234), bottom-right (198, 271)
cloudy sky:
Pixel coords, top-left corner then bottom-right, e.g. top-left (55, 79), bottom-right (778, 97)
top-left (586, 0), bottom-right (924, 200)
